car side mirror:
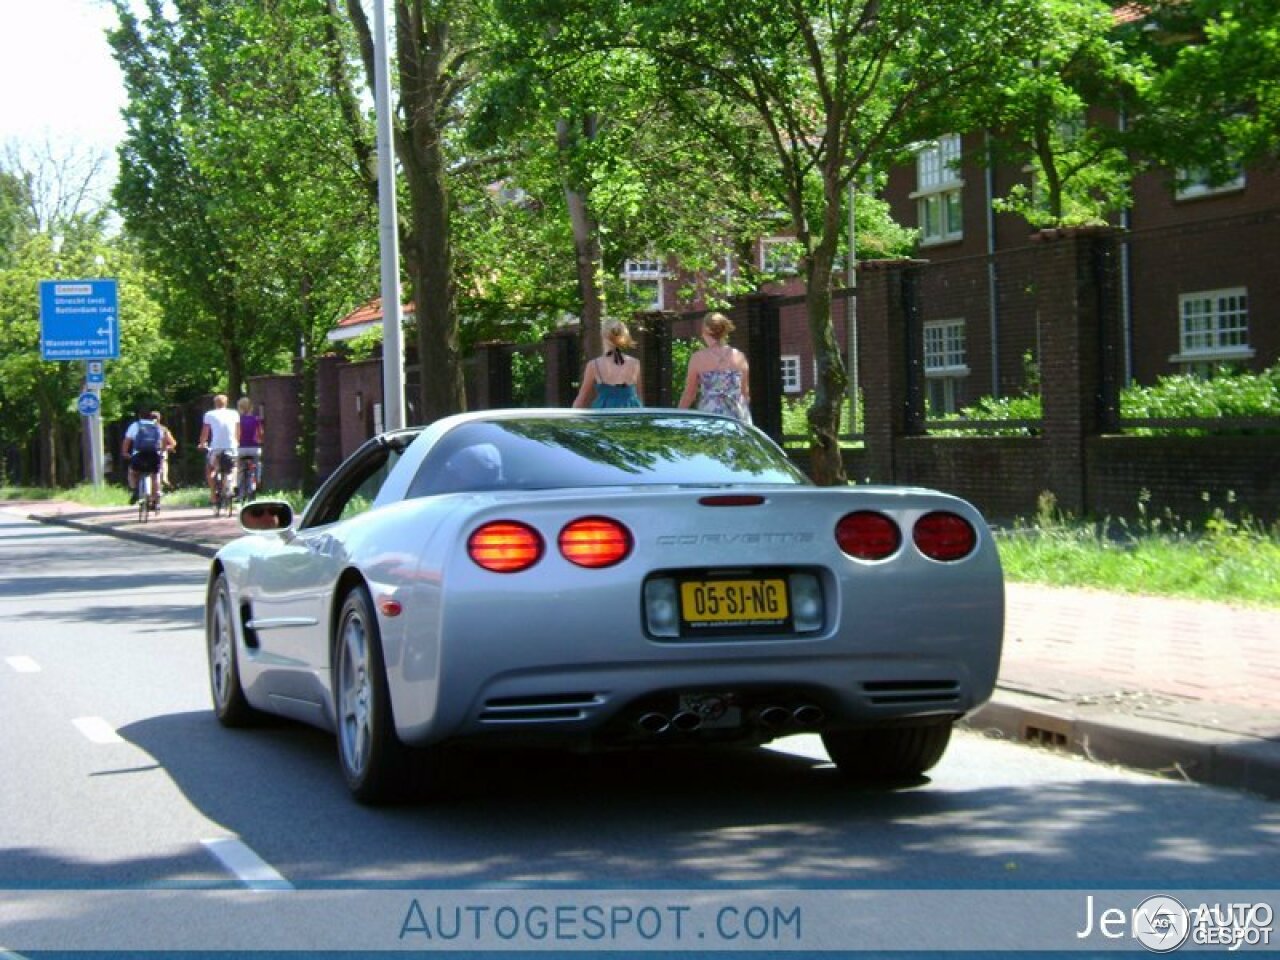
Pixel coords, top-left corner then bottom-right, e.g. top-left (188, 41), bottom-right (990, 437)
top-left (240, 500), bottom-right (294, 533)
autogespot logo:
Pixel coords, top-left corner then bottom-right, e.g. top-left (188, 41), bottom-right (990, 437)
top-left (1133, 896), bottom-right (1191, 953)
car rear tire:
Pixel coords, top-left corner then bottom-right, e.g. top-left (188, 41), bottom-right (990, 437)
top-left (207, 573), bottom-right (256, 726)
top-left (334, 586), bottom-right (438, 804)
top-left (821, 719), bottom-right (954, 782)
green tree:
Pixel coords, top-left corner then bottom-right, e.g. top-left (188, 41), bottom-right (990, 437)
top-left (1129, 0), bottom-right (1280, 179)
top-left (339, 0), bottom-right (494, 423)
top-left (110, 0), bottom-right (379, 484)
top-left (630, 0), bottom-right (1045, 483)
top-left (472, 0), bottom-right (777, 359)
top-left (984, 0), bottom-right (1144, 226)
top-left (110, 0), bottom-right (263, 399)
top-left (0, 232), bottom-right (165, 487)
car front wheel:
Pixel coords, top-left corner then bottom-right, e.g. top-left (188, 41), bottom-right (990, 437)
top-left (207, 573), bottom-right (256, 726)
top-left (821, 719), bottom-right (954, 782)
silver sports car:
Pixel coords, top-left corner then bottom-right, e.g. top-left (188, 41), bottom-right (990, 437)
top-left (205, 409), bottom-right (1003, 803)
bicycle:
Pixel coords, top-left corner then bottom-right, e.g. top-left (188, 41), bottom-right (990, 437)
top-left (236, 454), bottom-right (260, 504)
top-left (136, 469), bottom-right (161, 523)
top-left (211, 451), bottom-right (237, 517)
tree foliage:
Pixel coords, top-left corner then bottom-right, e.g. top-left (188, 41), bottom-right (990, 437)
top-left (1130, 0), bottom-right (1280, 177)
top-left (623, 0), bottom-right (1051, 483)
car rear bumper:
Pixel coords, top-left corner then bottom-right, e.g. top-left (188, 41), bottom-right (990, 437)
top-left (395, 652), bottom-right (997, 747)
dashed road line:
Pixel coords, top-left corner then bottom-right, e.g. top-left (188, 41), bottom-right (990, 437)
top-left (4, 656), bottom-right (40, 673)
top-left (71, 716), bottom-right (124, 744)
top-left (202, 837), bottom-right (294, 890)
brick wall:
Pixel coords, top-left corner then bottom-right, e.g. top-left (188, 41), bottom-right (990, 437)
top-left (245, 374), bottom-right (301, 490)
top-left (1086, 435), bottom-right (1280, 524)
top-left (893, 437), bottom-right (1048, 521)
top-left (336, 360), bottom-right (383, 460)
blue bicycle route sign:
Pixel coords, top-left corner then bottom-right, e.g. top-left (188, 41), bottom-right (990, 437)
top-left (39, 279), bottom-right (120, 360)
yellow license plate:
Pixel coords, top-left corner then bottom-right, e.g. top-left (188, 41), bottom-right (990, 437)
top-left (680, 579), bottom-right (789, 625)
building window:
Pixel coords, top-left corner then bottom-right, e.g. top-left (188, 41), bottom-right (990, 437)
top-left (780, 355), bottom-right (801, 394)
top-left (923, 319), bottom-right (968, 415)
top-left (623, 258), bottom-right (663, 311)
top-left (913, 134), bottom-right (963, 245)
top-left (1172, 287), bottom-right (1252, 373)
top-left (1176, 164), bottom-right (1245, 201)
top-left (760, 237), bottom-right (801, 275)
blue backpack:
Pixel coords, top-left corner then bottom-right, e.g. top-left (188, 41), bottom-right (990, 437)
top-left (134, 421), bottom-right (161, 453)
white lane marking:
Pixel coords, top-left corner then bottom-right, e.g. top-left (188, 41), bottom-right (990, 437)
top-left (202, 837), bottom-right (294, 891)
top-left (5, 656), bottom-right (40, 673)
top-left (71, 716), bottom-right (124, 744)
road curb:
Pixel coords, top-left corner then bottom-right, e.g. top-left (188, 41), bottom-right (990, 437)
top-left (965, 689), bottom-right (1280, 800)
top-left (27, 512), bottom-right (218, 559)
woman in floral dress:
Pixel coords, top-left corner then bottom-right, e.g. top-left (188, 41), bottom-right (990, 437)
top-left (678, 312), bottom-right (751, 422)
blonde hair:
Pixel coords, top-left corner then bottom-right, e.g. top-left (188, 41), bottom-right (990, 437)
top-left (237, 397), bottom-right (253, 415)
top-left (703, 312), bottom-right (735, 341)
top-left (604, 321), bottom-right (634, 352)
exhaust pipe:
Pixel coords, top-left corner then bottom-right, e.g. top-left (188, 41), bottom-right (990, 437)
top-left (637, 712), bottom-right (670, 734)
top-left (671, 710), bottom-right (703, 732)
top-left (757, 706), bottom-right (791, 730)
top-left (793, 705), bottom-right (826, 728)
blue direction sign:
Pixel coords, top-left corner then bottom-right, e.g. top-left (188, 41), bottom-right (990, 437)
top-left (86, 360), bottom-right (105, 385)
top-left (77, 391), bottom-right (101, 416)
top-left (39, 279), bottom-right (120, 360)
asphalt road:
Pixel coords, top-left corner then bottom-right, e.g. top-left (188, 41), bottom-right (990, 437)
top-left (1, 514), bottom-right (1277, 955)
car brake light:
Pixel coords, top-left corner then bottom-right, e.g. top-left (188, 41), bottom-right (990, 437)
top-left (699, 495), bottom-right (765, 506)
top-left (559, 517), bottom-right (632, 568)
top-left (835, 511), bottom-right (901, 561)
top-left (913, 511), bottom-right (977, 561)
top-left (468, 521), bottom-right (544, 573)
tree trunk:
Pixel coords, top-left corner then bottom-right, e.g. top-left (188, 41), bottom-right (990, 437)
top-left (298, 352), bottom-right (319, 493)
top-left (37, 405), bottom-right (55, 488)
top-left (804, 190), bottom-right (850, 487)
top-left (558, 114), bottom-right (606, 360)
top-left (400, 12), bottom-right (465, 424)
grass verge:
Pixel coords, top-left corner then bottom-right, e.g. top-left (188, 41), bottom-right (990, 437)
top-left (996, 495), bottom-right (1280, 608)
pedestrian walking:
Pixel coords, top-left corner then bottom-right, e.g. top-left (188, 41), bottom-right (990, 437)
top-left (678, 311), bottom-right (751, 422)
top-left (573, 321), bottom-right (644, 409)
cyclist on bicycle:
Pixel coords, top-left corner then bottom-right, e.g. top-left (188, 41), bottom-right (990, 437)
top-left (236, 396), bottom-right (264, 501)
top-left (122, 408), bottom-right (164, 509)
top-left (198, 394), bottom-right (240, 506)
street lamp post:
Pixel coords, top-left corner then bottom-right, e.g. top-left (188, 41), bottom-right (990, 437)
top-left (373, 0), bottom-right (405, 431)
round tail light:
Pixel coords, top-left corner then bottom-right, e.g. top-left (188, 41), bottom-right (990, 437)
top-left (559, 517), bottom-right (632, 568)
top-left (468, 521), bottom-right (544, 573)
top-left (835, 511), bottom-right (901, 560)
top-left (913, 511), bottom-right (977, 562)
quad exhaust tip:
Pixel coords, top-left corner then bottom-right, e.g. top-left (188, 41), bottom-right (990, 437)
top-left (793, 704), bottom-right (826, 728)
top-left (636, 712), bottom-right (670, 734)
top-left (758, 706), bottom-right (791, 729)
top-left (670, 710), bottom-right (703, 732)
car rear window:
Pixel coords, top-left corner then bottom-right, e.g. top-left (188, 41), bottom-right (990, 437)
top-left (407, 414), bottom-right (809, 496)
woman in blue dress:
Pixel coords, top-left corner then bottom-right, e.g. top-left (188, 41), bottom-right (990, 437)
top-left (678, 311), bottom-right (751, 422)
top-left (573, 321), bottom-right (644, 408)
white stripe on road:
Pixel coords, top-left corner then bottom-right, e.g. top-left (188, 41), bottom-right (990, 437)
top-left (202, 837), bottom-right (293, 891)
top-left (5, 656), bottom-right (40, 673)
top-left (71, 716), bottom-right (124, 744)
